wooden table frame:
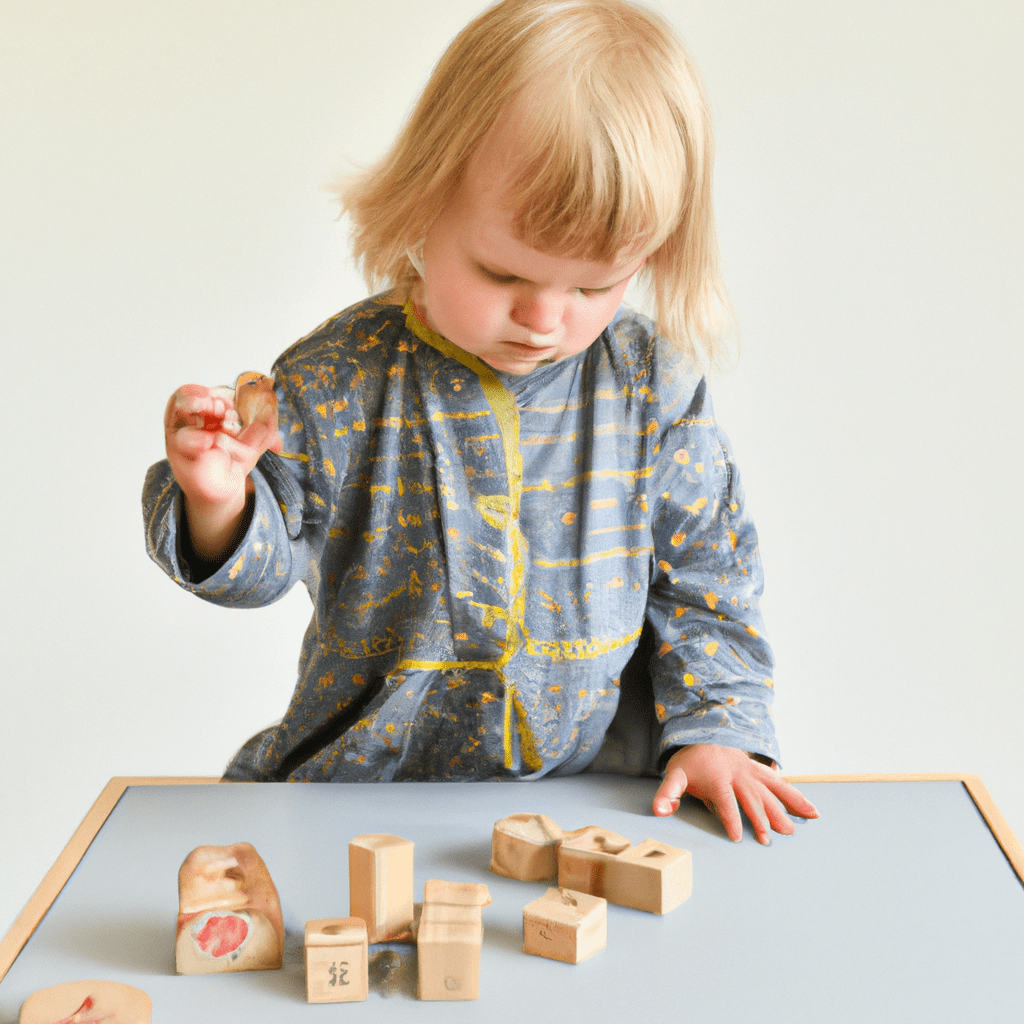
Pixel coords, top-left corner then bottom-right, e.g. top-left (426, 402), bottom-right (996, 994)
top-left (3, 773), bottom-right (1022, 984)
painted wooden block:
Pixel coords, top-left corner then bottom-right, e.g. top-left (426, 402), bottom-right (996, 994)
top-left (19, 979), bottom-right (152, 1024)
top-left (175, 842), bottom-right (283, 974)
top-left (523, 887), bottom-right (607, 964)
top-left (304, 917), bottom-right (369, 1003)
top-left (349, 834), bottom-right (414, 943)
top-left (490, 812), bottom-right (564, 881)
top-left (233, 372), bottom-right (276, 428)
top-left (417, 879), bottom-right (491, 1000)
top-left (558, 829), bottom-right (692, 915)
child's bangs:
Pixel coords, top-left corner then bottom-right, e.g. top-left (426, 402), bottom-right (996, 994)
top-left (502, 66), bottom-right (690, 264)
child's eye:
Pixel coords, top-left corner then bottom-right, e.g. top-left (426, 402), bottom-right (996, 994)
top-left (479, 265), bottom-right (519, 285)
top-left (577, 285), bottom-right (614, 297)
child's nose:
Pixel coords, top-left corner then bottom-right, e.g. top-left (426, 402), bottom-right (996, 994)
top-left (511, 289), bottom-right (563, 335)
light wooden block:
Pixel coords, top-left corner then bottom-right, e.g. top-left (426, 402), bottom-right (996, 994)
top-left (305, 917), bottom-right (368, 1003)
top-left (417, 905), bottom-right (483, 1000)
top-left (417, 879), bottom-right (491, 1000)
top-left (491, 812), bottom-right (564, 881)
top-left (608, 839), bottom-right (693, 915)
top-left (556, 826), bottom-right (631, 898)
top-left (349, 834), bottom-right (414, 943)
top-left (558, 829), bottom-right (692, 915)
top-left (19, 980), bottom-right (152, 1024)
top-left (175, 842), bottom-right (283, 974)
top-left (523, 887), bottom-right (607, 964)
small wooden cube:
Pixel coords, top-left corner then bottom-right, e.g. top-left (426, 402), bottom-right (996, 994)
top-left (422, 879), bottom-right (492, 910)
top-left (305, 917), bottom-right (368, 1003)
top-left (349, 834), bottom-right (414, 942)
top-left (490, 812), bottom-right (564, 881)
top-left (20, 980), bottom-right (152, 1024)
top-left (523, 887), bottom-right (607, 964)
top-left (608, 839), bottom-right (693, 915)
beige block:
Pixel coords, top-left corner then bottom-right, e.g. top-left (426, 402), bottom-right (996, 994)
top-left (523, 887), bottom-right (607, 964)
top-left (417, 904), bottom-right (483, 1000)
top-left (556, 826), bottom-right (631, 899)
top-left (20, 980), bottom-right (151, 1024)
top-left (175, 842), bottom-right (283, 974)
top-left (608, 839), bottom-right (692, 915)
top-left (422, 879), bottom-right (492, 909)
top-left (558, 830), bottom-right (692, 915)
top-left (349, 834), bottom-right (414, 943)
top-left (490, 813), bottom-right (564, 881)
top-left (305, 917), bottom-right (369, 1003)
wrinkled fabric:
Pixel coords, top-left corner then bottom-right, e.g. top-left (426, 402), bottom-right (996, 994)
top-left (143, 296), bottom-right (780, 782)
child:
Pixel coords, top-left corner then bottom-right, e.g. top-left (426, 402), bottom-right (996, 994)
top-left (144, 0), bottom-right (817, 844)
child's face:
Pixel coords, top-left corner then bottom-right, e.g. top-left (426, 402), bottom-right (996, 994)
top-left (414, 125), bottom-right (644, 376)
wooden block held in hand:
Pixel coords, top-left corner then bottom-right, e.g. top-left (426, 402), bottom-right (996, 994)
top-left (20, 980), bottom-right (152, 1024)
top-left (523, 887), bottom-right (607, 964)
top-left (349, 834), bottom-right (415, 943)
top-left (490, 812), bottom-right (564, 881)
top-left (175, 842), bottom-right (284, 974)
top-left (233, 372), bottom-right (277, 429)
top-left (305, 917), bottom-right (369, 1003)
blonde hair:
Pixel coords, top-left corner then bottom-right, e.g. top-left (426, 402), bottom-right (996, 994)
top-left (336, 0), bottom-right (734, 367)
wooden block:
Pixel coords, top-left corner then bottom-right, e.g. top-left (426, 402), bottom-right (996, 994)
top-left (556, 826), bottom-right (631, 899)
top-left (558, 829), bottom-right (692, 915)
top-left (422, 879), bottom-right (492, 910)
top-left (349, 834), bottom-right (414, 943)
top-left (490, 813), bottom-right (564, 881)
top-left (417, 879), bottom-right (491, 1000)
top-left (417, 905), bottom-right (483, 1000)
top-left (175, 842), bottom-right (283, 974)
top-left (523, 887), bottom-right (607, 964)
top-left (607, 839), bottom-right (693, 915)
top-left (233, 372), bottom-right (277, 429)
top-left (305, 917), bottom-right (369, 1003)
top-left (19, 980), bottom-right (152, 1024)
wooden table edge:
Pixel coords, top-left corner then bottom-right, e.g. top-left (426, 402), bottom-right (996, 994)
top-left (3, 772), bottom-right (1022, 983)
top-left (0, 777), bottom-right (224, 983)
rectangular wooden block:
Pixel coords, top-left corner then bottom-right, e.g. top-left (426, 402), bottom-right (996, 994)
top-left (304, 918), bottom-right (368, 1003)
top-left (490, 812), bottom-right (564, 881)
top-left (417, 904), bottom-right (483, 1000)
top-left (349, 834), bottom-right (414, 943)
top-left (558, 828), bottom-right (692, 915)
top-left (523, 887), bottom-right (607, 964)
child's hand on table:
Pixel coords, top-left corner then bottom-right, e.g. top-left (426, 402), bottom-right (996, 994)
top-left (653, 743), bottom-right (818, 844)
top-left (164, 377), bottom-right (282, 562)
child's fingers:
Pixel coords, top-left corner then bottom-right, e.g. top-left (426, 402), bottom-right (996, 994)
top-left (762, 773), bottom-right (819, 820)
top-left (708, 786), bottom-right (744, 843)
top-left (652, 765), bottom-right (688, 817)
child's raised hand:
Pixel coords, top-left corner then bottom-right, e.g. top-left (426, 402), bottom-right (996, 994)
top-left (652, 744), bottom-right (818, 844)
top-left (164, 376), bottom-right (283, 561)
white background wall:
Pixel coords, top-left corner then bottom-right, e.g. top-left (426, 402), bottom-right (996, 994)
top-left (2, 0), bottom-right (1021, 934)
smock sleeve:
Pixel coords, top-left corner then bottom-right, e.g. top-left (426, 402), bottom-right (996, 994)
top-left (644, 375), bottom-right (781, 766)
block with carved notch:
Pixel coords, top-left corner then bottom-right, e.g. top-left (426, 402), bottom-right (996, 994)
top-left (305, 917), bottom-right (368, 1003)
top-left (523, 887), bottom-right (607, 964)
top-left (491, 812), bottom-right (564, 881)
top-left (349, 834), bottom-right (415, 943)
top-left (556, 825), bottom-right (631, 899)
top-left (607, 838), bottom-right (692, 915)
top-left (19, 980), bottom-right (152, 1024)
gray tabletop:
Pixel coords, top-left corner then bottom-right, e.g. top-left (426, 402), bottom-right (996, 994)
top-left (2, 776), bottom-right (1022, 1023)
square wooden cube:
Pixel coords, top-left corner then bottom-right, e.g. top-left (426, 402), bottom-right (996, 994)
top-left (490, 813), bottom-right (564, 881)
top-left (349, 833), bottom-right (414, 942)
top-left (305, 917), bottom-right (368, 1003)
top-left (557, 826), bottom-right (631, 898)
top-left (608, 839), bottom-right (692, 915)
top-left (523, 887), bottom-right (607, 964)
